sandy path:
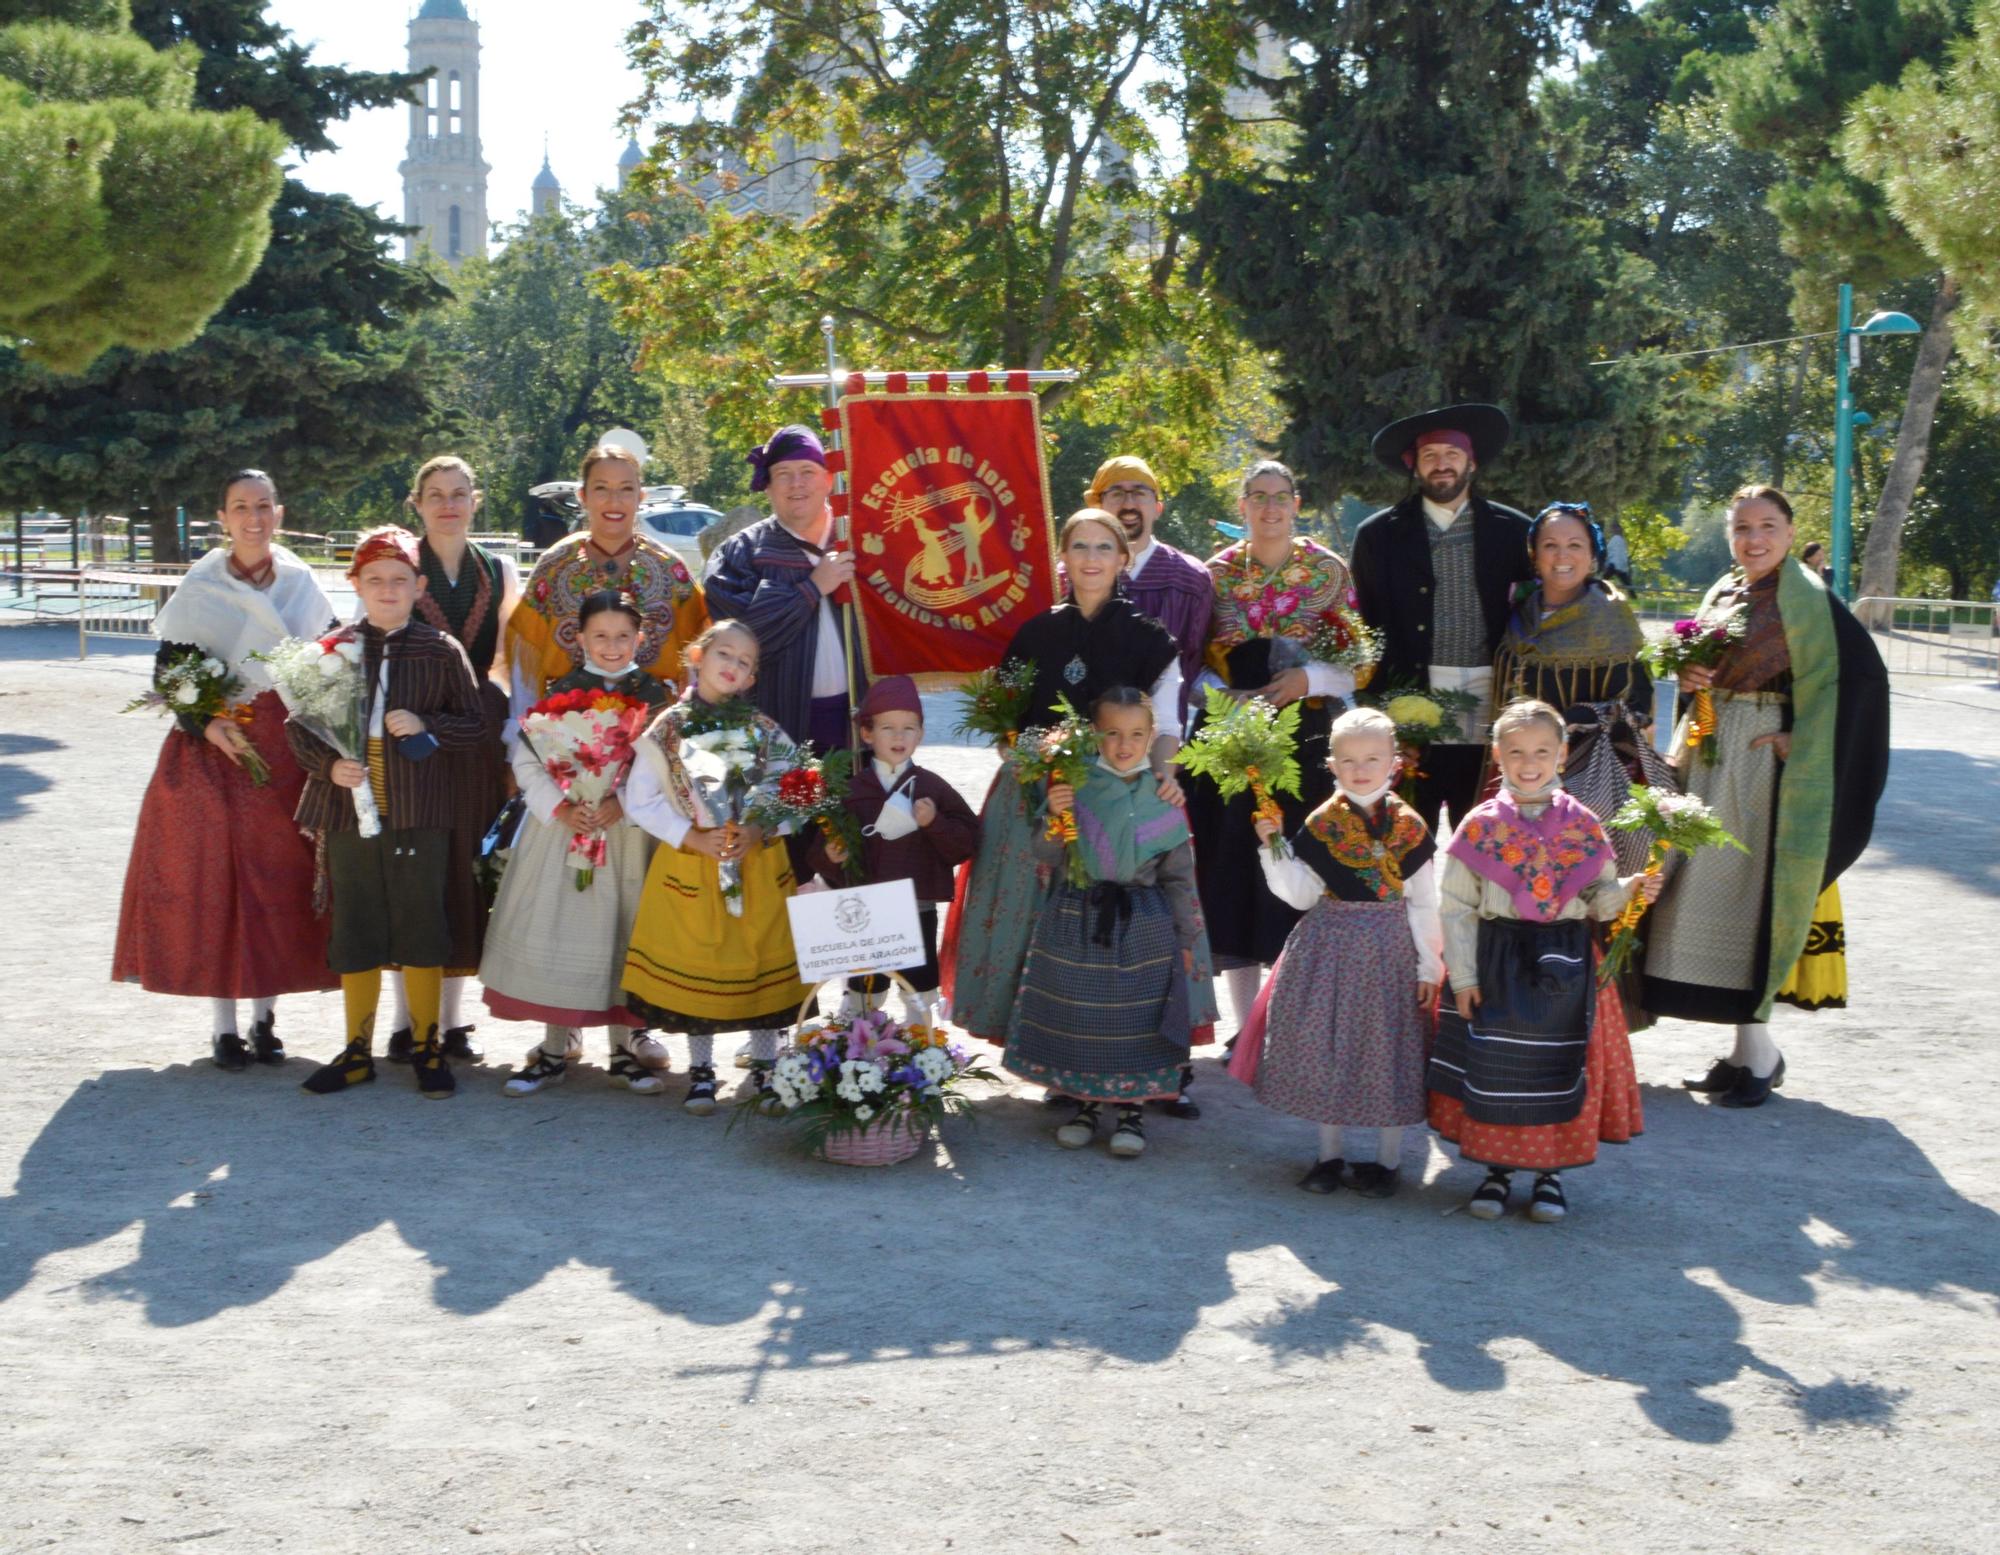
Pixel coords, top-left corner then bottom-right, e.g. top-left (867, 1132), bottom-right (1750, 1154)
top-left (1, 625), bottom-right (1995, 1554)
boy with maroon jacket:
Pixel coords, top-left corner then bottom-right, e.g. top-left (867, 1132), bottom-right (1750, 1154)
top-left (808, 676), bottom-right (980, 1019)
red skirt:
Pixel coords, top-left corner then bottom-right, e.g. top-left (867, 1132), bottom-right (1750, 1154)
top-left (1428, 966), bottom-right (1642, 1171)
top-left (111, 691), bottom-right (335, 999)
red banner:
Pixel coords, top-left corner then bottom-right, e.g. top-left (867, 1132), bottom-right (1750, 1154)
top-left (834, 391), bottom-right (1058, 685)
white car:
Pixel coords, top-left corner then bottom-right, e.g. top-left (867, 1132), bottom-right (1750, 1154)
top-left (525, 482), bottom-right (723, 575)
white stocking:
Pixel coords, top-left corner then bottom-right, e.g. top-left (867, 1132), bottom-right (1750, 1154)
top-left (1225, 966), bottom-right (1264, 1029)
top-left (1318, 1124), bottom-right (1345, 1164)
top-left (249, 996), bottom-right (276, 1027)
top-left (540, 1023), bottom-right (577, 1058)
top-left (1377, 1126), bottom-right (1405, 1167)
top-left (749, 1030), bottom-right (779, 1063)
top-left (1729, 1021), bottom-right (1780, 1078)
top-left (209, 998), bottom-right (239, 1037)
top-left (441, 975), bottom-right (468, 1031)
top-left (687, 1033), bottom-right (715, 1069)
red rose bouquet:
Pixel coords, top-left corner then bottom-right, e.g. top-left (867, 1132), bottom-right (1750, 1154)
top-left (520, 687), bottom-right (655, 888)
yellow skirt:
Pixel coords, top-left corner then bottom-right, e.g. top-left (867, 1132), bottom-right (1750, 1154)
top-left (621, 839), bottom-right (808, 1030)
top-left (1775, 882), bottom-right (1847, 1011)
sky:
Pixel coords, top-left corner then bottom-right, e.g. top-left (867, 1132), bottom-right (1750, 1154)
top-left (270, 0), bottom-right (656, 230)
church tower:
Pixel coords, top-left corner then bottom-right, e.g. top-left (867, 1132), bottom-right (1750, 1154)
top-left (531, 149), bottom-right (561, 217)
top-left (399, 0), bottom-right (489, 266)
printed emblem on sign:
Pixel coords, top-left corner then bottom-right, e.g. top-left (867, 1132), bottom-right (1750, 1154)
top-left (834, 895), bottom-right (872, 934)
top-left (854, 441), bottom-right (1039, 631)
top-left (1063, 655), bottom-right (1086, 686)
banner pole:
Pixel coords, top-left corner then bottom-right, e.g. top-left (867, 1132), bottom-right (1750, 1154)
top-left (821, 315), bottom-right (859, 752)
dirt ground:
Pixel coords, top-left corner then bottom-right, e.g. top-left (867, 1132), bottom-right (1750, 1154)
top-left (1, 623), bottom-right (1996, 1555)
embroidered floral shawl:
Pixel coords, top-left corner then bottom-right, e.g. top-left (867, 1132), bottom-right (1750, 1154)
top-left (1297, 792), bottom-right (1434, 902)
top-left (1445, 789), bottom-right (1611, 922)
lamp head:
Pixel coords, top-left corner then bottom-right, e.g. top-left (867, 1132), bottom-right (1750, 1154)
top-left (1858, 310), bottom-right (1923, 336)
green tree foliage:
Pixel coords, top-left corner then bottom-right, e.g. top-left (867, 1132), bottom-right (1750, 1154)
top-left (406, 191), bottom-right (722, 531)
top-left (1903, 369), bottom-right (2000, 599)
top-left (0, 0), bottom-right (286, 372)
top-left (1187, 0), bottom-right (1691, 514)
top-left (602, 0), bottom-right (1260, 495)
top-left (1845, 0), bottom-right (2000, 406)
top-left (0, 0), bottom-right (450, 555)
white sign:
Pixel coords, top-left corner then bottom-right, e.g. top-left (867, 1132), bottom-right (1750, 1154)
top-left (786, 878), bottom-right (928, 983)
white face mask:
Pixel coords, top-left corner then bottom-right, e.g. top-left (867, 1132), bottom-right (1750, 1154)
top-left (1337, 780), bottom-right (1395, 810)
top-left (867, 787), bottom-right (919, 840)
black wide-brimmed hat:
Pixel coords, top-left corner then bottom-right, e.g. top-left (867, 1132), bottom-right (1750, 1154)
top-left (1370, 403), bottom-right (1512, 476)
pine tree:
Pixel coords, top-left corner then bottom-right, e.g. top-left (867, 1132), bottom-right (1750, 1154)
top-left (0, 0), bottom-right (451, 558)
top-left (1717, 0), bottom-right (1973, 600)
top-left (0, 0), bottom-right (287, 372)
top-left (1186, 0), bottom-right (1686, 513)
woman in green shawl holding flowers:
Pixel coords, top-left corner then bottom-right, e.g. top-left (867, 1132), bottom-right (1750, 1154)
top-left (1640, 486), bottom-right (1889, 1109)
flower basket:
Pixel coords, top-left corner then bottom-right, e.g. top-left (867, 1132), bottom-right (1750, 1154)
top-left (731, 973), bottom-right (995, 1165)
top-left (814, 1104), bottom-right (929, 1167)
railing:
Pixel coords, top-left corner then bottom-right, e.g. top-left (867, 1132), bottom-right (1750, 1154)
top-left (1853, 597), bottom-right (1998, 680)
top-left (72, 566), bottom-right (359, 657)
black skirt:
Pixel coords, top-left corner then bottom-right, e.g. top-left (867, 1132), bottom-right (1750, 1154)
top-left (1186, 695), bottom-right (1334, 968)
top-left (1428, 917), bottom-right (1594, 1128)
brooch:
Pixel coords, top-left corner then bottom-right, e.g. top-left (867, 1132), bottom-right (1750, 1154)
top-left (1063, 654), bottom-right (1086, 686)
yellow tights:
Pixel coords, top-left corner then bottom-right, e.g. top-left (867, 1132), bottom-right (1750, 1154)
top-left (340, 965), bottom-right (443, 1049)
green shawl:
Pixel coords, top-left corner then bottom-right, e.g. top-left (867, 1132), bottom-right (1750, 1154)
top-left (1697, 557), bottom-right (1889, 1019)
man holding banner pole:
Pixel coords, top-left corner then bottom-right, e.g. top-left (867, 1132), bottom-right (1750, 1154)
top-left (702, 425), bottom-right (868, 756)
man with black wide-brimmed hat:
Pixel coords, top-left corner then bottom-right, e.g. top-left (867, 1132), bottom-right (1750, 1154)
top-left (1350, 404), bottom-right (1532, 833)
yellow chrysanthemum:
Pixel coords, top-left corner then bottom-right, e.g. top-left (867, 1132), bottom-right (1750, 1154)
top-left (1384, 694), bottom-right (1444, 728)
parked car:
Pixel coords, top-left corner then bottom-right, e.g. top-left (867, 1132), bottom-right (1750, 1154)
top-left (524, 482), bottom-right (723, 576)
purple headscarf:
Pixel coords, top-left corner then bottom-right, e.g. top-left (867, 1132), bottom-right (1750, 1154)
top-left (746, 424), bottom-right (828, 492)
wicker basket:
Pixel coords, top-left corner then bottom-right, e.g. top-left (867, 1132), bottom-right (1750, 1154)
top-left (794, 972), bottom-right (932, 1168)
top-left (813, 1108), bottom-right (930, 1167)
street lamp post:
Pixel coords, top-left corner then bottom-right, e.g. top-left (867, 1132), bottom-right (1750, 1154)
top-left (1830, 282), bottom-right (1922, 601)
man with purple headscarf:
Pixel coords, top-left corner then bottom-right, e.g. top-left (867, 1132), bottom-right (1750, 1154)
top-left (702, 424), bottom-right (869, 754)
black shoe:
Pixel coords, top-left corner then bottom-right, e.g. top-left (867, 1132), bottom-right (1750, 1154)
top-left (249, 1014), bottom-right (285, 1065)
top-left (1298, 1158), bottom-right (1346, 1194)
top-left (411, 1028), bottom-right (455, 1099)
top-left (684, 1063), bottom-right (719, 1117)
top-left (1151, 1066), bottom-right (1201, 1119)
top-left (1681, 1058), bottom-right (1745, 1093)
top-left (441, 1025), bottom-right (482, 1062)
top-left (1528, 1171), bottom-right (1568, 1223)
top-left (1349, 1162), bottom-right (1400, 1199)
top-left (385, 1026), bottom-right (415, 1064)
top-left (1715, 1055), bottom-right (1785, 1109)
top-left (746, 1059), bottom-right (784, 1116)
top-left (1468, 1168), bottom-right (1513, 1220)
top-left (302, 1041), bottom-right (376, 1095)
top-left (211, 1032), bottom-right (250, 1072)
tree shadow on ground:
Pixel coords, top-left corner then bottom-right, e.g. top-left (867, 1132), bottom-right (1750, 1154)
top-left (0, 732), bottom-right (61, 822)
top-left (3, 1051), bottom-right (1994, 1446)
top-left (1866, 745), bottom-right (2000, 896)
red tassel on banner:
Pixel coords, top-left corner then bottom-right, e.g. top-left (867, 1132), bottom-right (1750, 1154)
top-left (886, 372), bottom-right (908, 394)
top-left (829, 493), bottom-right (849, 518)
top-left (844, 372), bottom-right (866, 397)
top-left (1005, 370), bottom-right (1029, 393)
top-left (825, 449), bottom-right (845, 473)
top-left (820, 406), bottom-right (839, 430)
top-left (966, 371), bottom-right (990, 392)
top-left (928, 372), bottom-right (949, 394)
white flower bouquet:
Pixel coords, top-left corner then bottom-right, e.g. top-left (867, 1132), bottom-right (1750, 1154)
top-left (123, 647), bottom-right (271, 785)
top-left (671, 697), bottom-right (794, 916)
top-left (255, 633), bottom-right (381, 837)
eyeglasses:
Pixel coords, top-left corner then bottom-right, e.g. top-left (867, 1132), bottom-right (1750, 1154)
top-left (1098, 484), bottom-right (1157, 503)
top-left (1242, 489), bottom-right (1295, 507)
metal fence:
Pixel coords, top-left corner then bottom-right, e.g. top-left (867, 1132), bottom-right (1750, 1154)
top-left (71, 566), bottom-right (360, 657)
top-left (1853, 597), bottom-right (1998, 680)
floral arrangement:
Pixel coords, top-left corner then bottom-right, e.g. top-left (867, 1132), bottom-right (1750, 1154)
top-left (1643, 609), bottom-right (1747, 765)
top-left (954, 659), bottom-right (1036, 748)
top-left (1302, 606), bottom-right (1382, 690)
top-left (1175, 685), bottom-right (1302, 857)
top-left (1008, 694), bottom-right (1102, 886)
top-left (734, 1002), bottom-right (994, 1151)
top-left (749, 746), bottom-right (864, 882)
top-left (673, 696), bottom-right (794, 915)
top-left (1598, 783), bottom-right (1747, 983)
top-left (519, 687), bottom-right (656, 889)
top-left (124, 648), bottom-right (270, 785)
top-left (254, 634), bottom-right (380, 836)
